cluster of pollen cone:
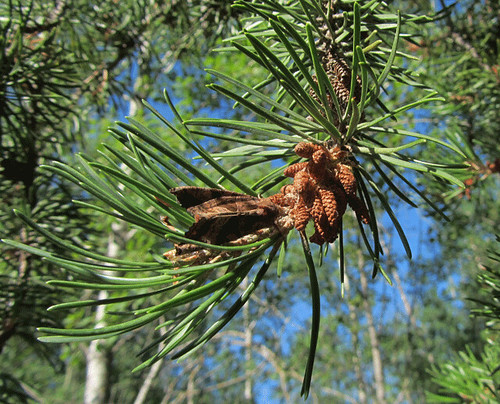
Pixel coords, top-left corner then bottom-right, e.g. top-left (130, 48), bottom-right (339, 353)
top-left (269, 142), bottom-right (370, 245)
top-left (163, 141), bottom-right (371, 267)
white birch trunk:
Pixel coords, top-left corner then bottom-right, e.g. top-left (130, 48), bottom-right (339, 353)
top-left (84, 223), bottom-right (124, 404)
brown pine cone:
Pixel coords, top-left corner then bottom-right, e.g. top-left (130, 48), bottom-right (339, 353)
top-left (317, 186), bottom-right (339, 227)
top-left (284, 161), bottom-right (308, 178)
top-left (310, 192), bottom-right (326, 225)
top-left (336, 163), bottom-right (357, 196)
top-left (331, 181), bottom-right (348, 218)
top-left (293, 171), bottom-right (315, 196)
top-left (312, 148), bottom-right (329, 165)
top-left (291, 199), bottom-right (310, 231)
top-left (347, 194), bottom-right (370, 224)
top-left (294, 142), bottom-right (323, 159)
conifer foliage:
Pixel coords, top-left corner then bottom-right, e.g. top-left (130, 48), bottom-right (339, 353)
top-left (3, 0), bottom-right (468, 396)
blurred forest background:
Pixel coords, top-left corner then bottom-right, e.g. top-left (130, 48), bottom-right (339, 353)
top-left (1, 0), bottom-right (498, 403)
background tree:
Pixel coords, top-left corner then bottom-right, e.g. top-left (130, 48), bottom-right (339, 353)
top-left (427, 238), bottom-right (500, 403)
top-left (412, 0), bottom-right (499, 401)
top-left (2, 1), bottom-right (498, 403)
top-left (1, 0), bottom-right (239, 401)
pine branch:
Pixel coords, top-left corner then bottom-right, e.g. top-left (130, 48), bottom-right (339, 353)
top-left (2, 0), bottom-right (470, 397)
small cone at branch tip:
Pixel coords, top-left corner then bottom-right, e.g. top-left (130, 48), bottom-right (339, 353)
top-left (336, 164), bottom-right (357, 196)
top-left (269, 142), bottom-right (370, 245)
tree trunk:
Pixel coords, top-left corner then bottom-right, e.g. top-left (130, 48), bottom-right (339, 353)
top-left (242, 277), bottom-right (254, 402)
top-left (358, 250), bottom-right (386, 404)
top-left (133, 319), bottom-right (166, 404)
top-left (84, 223), bottom-right (126, 404)
top-left (343, 274), bottom-right (368, 404)
top-left (84, 297), bottom-right (111, 404)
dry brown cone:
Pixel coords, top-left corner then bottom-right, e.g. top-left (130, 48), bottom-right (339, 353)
top-left (312, 148), bottom-right (329, 165)
top-left (333, 163), bottom-right (369, 223)
top-left (309, 76), bottom-right (343, 126)
top-left (310, 195), bottom-right (339, 244)
top-left (310, 207), bottom-right (339, 244)
top-left (293, 170), bottom-right (315, 195)
top-left (291, 198), bottom-right (310, 231)
top-left (336, 163), bottom-right (357, 196)
top-left (324, 48), bottom-right (362, 104)
top-left (317, 186), bottom-right (339, 227)
top-left (295, 142), bottom-right (324, 159)
top-left (309, 192), bottom-right (327, 244)
top-left (309, 151), bottom-right (330, 179)
top-left (346, 195), bottom-right (370, 224)
top-left (283, 161), bottom-right (309, 178)
top-left (331, 181), bottom-right (348, 220)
